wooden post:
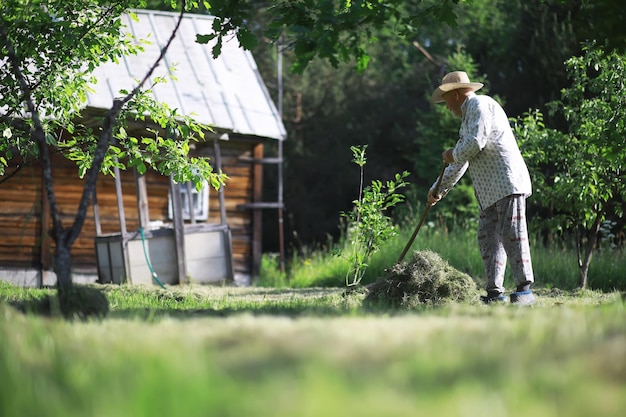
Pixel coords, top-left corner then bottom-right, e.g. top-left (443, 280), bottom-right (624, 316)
top-left (92, 188), bottom-right (102, 237)
top-left (185, 181), bottom-right (196, 223)
top-left (134, 169), bottom-right (150, 230)
top-left (112, 160), bottom-right (131, 283)
top-left (214, 137), bottom-right (234, 282)
top-left (113, 162), bottom-right (127, 235)
top-left (277, 139), bottom-right (285, 273)
top-left (251, 143), bottom-right (264, 276)
top-left (277, 44), bottom-right (286, 274)
top-left (169, 177), bottom-right (187, 284)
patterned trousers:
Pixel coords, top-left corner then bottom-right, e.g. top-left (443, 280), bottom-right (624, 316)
top-left (478, 194), bottom-right (534, 293)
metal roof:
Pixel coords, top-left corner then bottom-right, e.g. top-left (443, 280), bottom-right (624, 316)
top-left (87, 9), bottom-right (286, 141)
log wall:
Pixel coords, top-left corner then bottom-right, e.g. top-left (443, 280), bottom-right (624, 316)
top-left (0, 139), bottom-right (262, 280)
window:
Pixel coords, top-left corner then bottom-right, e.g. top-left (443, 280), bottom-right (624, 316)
top-left (168, 180), bottom-right (209, 221)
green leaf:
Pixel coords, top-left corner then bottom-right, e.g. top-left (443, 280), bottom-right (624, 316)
top-left (237, 29), bottom-right (258, 51)
top-left (356, 53), bottom-right (371, 73)
top-left (136, 160), bottom-right (147, 175)
top-left (212, 39), bottom-right (223, 59)
top-left (196, 33), bottom-right (216, 44)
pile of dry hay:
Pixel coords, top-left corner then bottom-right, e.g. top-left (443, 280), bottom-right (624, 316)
top-left (364, 250), bottom-right (480, 307)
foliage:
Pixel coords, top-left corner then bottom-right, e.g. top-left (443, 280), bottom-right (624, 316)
top-left (209, 0), bottom-right (626, 254)
top-left (198, 0), bottom-right (463, 73)
top-left (1, 0), bottom-right (138, 169)
top-left (282, 249), bottom-right (351, 288)
top-left (259, 219), bottom-right (626, 292)
top-left (341, 145), bottom-right (409, 287)
top-left (255, 253), bottom-right (290, 287)
top-left (0, 0), bottom-right (223, 187)
top-left (248, 0), bottom-right (626, 252)
top-left (572, 0), bottom-right (626, 53)
top-left (514, 41), bottom-right (626, 288)
top-left (189, 1), bottom-right (473, 250)
top-left (0, 0), bottom-right (227, 297)
top-left (452, 0), bottom-right (578, 117)
top-left (430, 0), bottom-right (624, 117)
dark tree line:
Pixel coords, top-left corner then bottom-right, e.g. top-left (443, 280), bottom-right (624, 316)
top-left (245, 0), bottom-right (625, 252)
top-left (97, 0), bottom-right (626, 255)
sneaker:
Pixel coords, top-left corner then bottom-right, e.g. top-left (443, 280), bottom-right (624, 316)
top-left (480, 293), bottom-right (507, 304)
top-left (510, 290), bottom-right (536, 306)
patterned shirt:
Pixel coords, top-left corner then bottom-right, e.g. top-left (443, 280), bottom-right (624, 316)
top-left (431, 93), bottom-right (532, 210)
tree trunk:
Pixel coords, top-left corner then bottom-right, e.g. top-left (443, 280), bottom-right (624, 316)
top-left (54, 228), bottom-right (73, 293)
top-left (2, 7), bottom-right (185, 305)
top-left (577, 210), bottom-right (603, 289)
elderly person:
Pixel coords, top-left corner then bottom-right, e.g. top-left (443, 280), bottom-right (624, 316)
top-left (427, 71), bottom-right (536, 305)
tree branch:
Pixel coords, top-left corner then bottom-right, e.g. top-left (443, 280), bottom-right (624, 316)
top-left (0, 21), bottom-right (64, 238)
top-left (68, 2), bottom-right (188, 245)
top-left (578, 207), bottom-right (604, 288)
top-left (30, 2), bottom-right (129, 93)
top-left (0, 164), bottom-right (24, 185)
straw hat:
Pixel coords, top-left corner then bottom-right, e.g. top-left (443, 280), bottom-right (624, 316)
top-left (431, 71), bottom-right (483, 103)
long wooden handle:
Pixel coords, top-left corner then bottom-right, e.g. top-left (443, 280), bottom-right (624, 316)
top-left (397, 163), bottom-right (447, 263)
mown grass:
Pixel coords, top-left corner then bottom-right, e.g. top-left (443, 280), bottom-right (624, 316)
top-left (1, 226), bottom-right (625, 417)
top-left (259, 226), bottom-right (626, 292)
top-left (1, 282), bottom-right (625, 417)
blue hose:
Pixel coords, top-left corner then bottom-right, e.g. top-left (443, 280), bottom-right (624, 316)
top-left (139, 228), bottom-right (167, 289)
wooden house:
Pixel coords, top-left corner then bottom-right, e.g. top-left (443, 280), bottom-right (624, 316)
top-left (0, 10), bottom-right (286, 287)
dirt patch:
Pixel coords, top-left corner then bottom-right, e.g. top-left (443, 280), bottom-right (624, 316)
top-left (364, 250), bottom-right (480, 308)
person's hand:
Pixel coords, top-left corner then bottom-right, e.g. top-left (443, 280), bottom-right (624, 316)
top-left (442, 148), bottom-right (455, 164)
top-left (427, 189), bottom-right (441, 206)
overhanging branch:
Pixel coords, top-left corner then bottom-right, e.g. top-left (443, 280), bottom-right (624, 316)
top-left (0, 21), bottom-right (64, 237)
top-left (68, 1), bottom-right (188, 245)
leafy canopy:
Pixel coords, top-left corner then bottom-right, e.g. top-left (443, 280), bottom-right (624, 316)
top-left (197, 0), bottom-right (462, 73)
top-left (0, 0), bottom-right (225, 190)
top-left (514, 41), bottom-right (626, 287)
top-left (1, 0), bottom-right (140, 169)
top-left (517, 41), bottom-right (626, 232)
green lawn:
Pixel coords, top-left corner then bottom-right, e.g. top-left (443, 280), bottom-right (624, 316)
top-left (1, 283), bottom-right (625, 417)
